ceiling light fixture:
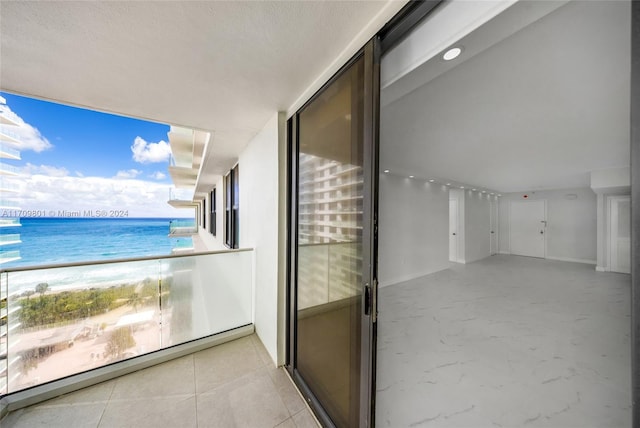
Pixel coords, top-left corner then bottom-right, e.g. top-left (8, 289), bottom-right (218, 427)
top-left (446, 183), bottom-right (451, 186)
top-left (482, 191), bottom-right (486, 193)
top-left (443, 47), bottom-right (462, 61)
top-left (409, 175), bottom-right (415, 178)
top-left (429, 179), bottom-right (435, 183)
top-left (472, 188), bottom-right (477, 191)
top-left (383, 169), bottom-right (390, 173)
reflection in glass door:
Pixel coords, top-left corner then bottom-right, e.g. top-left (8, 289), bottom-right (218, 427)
top-left (288, 42), bottom-right (377, 427)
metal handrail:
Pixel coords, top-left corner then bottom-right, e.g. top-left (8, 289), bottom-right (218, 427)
top-left (0, 247), bottom-right (253, 274)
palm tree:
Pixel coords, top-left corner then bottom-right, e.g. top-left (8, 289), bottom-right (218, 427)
top-left (35, 282), bottom-right (49, 297)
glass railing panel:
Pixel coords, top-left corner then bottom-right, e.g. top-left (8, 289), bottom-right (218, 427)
top-left (0, 234), bottom-right (21, 245)
top-left (1, 249), bottom-right (253, 396)
top-left (158, 251), bottom-right (252, 347)
top-left (0, 163), bottom-right (20, 175)
top-left (5, 259), bottom-right (162, 394)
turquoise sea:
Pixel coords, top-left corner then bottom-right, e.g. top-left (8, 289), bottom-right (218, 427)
top-left (3, 217), bottom-right (189, 268)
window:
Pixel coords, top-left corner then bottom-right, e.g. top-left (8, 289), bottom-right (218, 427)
top-left (210, 188), bottom-right (217, 236)
top-left (201, 201), bottom-right (206, 228)
top-left (225, 164), bottom-right (239, 248)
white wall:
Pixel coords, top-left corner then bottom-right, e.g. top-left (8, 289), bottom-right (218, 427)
top-left (378, 174), bottom-right (450, 287)
top-left (498, 187), bottom-right (597, 264)
top-left (463, 190), bottom-right (492, 263)
top-left (238, 113), bottom-right (284, 365)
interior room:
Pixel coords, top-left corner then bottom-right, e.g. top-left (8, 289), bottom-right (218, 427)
top-left (376, 1), bottom-right (632, 427)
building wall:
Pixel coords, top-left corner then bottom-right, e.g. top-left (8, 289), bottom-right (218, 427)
top-left (378, 174), bottom-right (450, 287)
top-left (498, 187), bottom-right (597, 264)
top-left (239, 113), bottom-right (282, 365)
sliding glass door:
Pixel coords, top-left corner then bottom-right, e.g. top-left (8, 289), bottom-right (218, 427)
top-left (288, 40), bottom-right (378, 427)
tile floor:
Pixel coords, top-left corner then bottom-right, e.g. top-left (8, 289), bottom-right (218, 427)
top-left (376, 255), bottom-right (632, 428)
top-left (1, 334), bottom-right (319, 428)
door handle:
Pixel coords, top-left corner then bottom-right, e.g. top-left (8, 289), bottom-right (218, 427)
top-left (452, 233), bottom-right (456, 236)
top-left (540, 230), bottom-right (544, 234)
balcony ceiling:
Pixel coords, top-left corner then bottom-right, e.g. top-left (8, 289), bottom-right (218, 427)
top-left (0, 1), bottom-right (405, 175)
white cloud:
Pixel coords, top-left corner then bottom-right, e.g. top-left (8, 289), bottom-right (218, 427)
top-left (18, 174), bottom-right (190, 218)
top-left (115, 169), bottom-right (142, 179)
top-left (0, 105), bottom-right (53, 152)
top-left (131, 136), bottom-right (171, 164)
top-left (23, 163), bottom-right (69, 177)
top-left (149, 171), bottom-right (166, 180)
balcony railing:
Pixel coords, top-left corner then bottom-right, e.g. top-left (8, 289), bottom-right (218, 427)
top-left (0, 163), bottom-right (20, 176)
top-left (0, 219), bottom-right (20, 228)
top-left (0, 249), bottom-right (253, 396)
top-left (0, 234), bottom-right (21, 246)
top-left (0, 146), bottom-right (20, 161)
top-left (168, 219), bottom-right (197, 236)
top-left (0, 250), bottom-right (20, 265)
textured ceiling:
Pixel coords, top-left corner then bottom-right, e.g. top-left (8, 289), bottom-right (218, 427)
top-left (380, 0), bottom-right (631, 193)
top-left (0, 0), bottom-right (402, 174)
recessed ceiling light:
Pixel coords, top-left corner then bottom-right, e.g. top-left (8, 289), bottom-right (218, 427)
top-left (429, 179), bottom-right (435, 183)
top-left (490, 193), bottom-right (494, 195)
top-left (460, 186), bottom-right (465, 189)
top-left (383, 169), bottom-right (390, 173)
top-left (409, 175), bottom-right (414, 178)
top-left (446, 183), bottom-right (451, 186)
top-left (443, 47), bottom-right (462, 61)
top-left (472, 188), bottom-right (477, 191)
top-left (498, 194), bottom-right (502, 197)
top-left (482, 191), bottom-right (487, 193)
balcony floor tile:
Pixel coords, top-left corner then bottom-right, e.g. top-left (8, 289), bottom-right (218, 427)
top-left (1, 334), bottom-right (318, 428)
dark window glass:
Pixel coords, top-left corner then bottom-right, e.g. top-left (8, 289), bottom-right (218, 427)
top-left (224, 165), bottom-right (239, 248)
top-left (210, 188), bottom-right (217, 236)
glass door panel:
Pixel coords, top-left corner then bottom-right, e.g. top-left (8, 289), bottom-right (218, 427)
top-left (295, 55), bottom-right (365, 427)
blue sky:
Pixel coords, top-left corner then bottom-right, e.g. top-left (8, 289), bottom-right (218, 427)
top-left (1, 92), bottom-right (193, 217)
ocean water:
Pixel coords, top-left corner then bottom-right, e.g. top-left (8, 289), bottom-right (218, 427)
top-left (1, 218), bottom-right (194, 293)
top-left (8, 217), bottom-right (183, 267)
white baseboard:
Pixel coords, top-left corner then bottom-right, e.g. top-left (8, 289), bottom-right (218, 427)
top-left (498, 251), bottom-right (511, 255)
top-left (546, 256), bottom-right (596, 265)
top-left (595, 266), bottom-right (608, 272)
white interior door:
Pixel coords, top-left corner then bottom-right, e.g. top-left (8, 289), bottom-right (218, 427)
top-left (510, 200), bottom-right (546, 258)
top-left (490, 199), bottom-right (498, 255)
top-left (449, 199), bottom-right (458, 262)
top-left (610, 196), bottom-right (631, 274)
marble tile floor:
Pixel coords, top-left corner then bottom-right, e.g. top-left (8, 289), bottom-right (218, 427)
top-left (376, 255), bottom-right (632, 428)
top-left (1, 334), bottom-right (319, 428)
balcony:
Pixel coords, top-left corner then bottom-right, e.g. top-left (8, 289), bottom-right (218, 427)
top-left (0, 147), bottom-right (20, 161)
top-left (0, 249), bottom-right (253, 398)
top-left (0, 219), bottom-right (20, 228)
top-left (167, 187), bottom-right (196, 209)
top-left (0, 235), bottom-right (21, 247)
top-left (0, 251), bottom-right (20, 265)
top-left (168, 219), bottom-right (198, 237)
top-left (0, 182), bottom-right (19, 193)
top-left (0, 164), bottom-right (20, 177)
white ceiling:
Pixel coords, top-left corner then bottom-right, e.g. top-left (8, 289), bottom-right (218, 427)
top-left (380, 0), bottom-right (631, 193)
top-left (0, 0), bottom-right (403, 176)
